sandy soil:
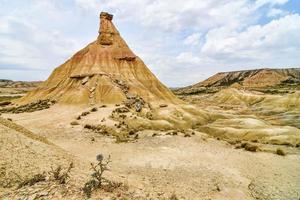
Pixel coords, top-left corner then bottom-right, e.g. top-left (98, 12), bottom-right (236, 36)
top-left (1, 105), bottom-right (299, 200)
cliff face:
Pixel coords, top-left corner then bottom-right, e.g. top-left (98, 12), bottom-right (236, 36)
top-left (19, 12), bottom-right (180, 105)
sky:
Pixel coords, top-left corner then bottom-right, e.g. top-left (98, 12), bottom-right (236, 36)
top-left (0, 0), bottom-right (300, 87)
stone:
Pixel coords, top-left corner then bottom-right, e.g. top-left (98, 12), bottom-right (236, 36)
top-left (135, 102), bottom-right (142, 112)
top-left (81, 76), bottom-right (89, 85)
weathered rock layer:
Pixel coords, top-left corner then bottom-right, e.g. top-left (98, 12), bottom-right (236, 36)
top-left (19, 12), bottom-right (179, 105)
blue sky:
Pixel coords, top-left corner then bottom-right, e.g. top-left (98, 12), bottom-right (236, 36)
top-left (0, 0), bottom-right (300, 87)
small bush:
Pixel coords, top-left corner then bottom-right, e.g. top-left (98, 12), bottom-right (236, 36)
top-left (152, 133), bottom-right (158, 137)
top-left (84, 124), bottom-right (93, 129)
top-left (50, 162), bottom-right (74, 184)
top-left (18, 173), bottom-right (46, 188)
top-left (244, 143), bottom-right (258, 152)
top-left (81, 111), bottom-right (90, 116)
top-left (276, 148), bottom-right (286, 156)
top-left (83, 154), bottom-right (112, 198)
top-left (184, 133), bottom-right (191, 137)
top-left (169, 193), bottom-right (179, 200)
top-left (70, 121), bottom-right (79, 126)
top-left (91, 107), bottom-right (98, 112)
top-left (238, 142), bottom-right (259, 152)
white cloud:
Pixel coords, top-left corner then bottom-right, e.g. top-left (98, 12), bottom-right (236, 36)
top-left (0, 0), bottom-right (299, 87)
top-left (75, 0), bottom-right (262, 32)
top-left (255, 0), bottom-right (289, 7)
top-left (184, 33), bottom-right (202, 46)
top-left (267, 8), bottom-right (288, 18)
top-left (201, 14), bottom-right (300, 61)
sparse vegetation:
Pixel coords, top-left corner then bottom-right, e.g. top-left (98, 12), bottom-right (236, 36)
top-left (17, 163), bottom-right (74, 189)
top-left (83, 154), bottom-right (115, 198)
top-left (70, 121), bottom-right (79, 126)
top-left (184, 133), bottom-right (191, 137)
top-left (0, 99), bottom-right (55, 113)
top-left (81, 111), bottom-right (90, 116)
top-left (276, 148), bottom-right (286, 156)
top-left (18, 173), bottom-right (46, 188)
top-left (169, 193), bottom-right (179, 200)
top-left (49, 162), bottom-right (74, 184)
top-left (91, 107), bottom-right (98, 112)
top-left (244, 143), bottom-right (258, 152)
top-left (237, 142), bottom-right (259, 152)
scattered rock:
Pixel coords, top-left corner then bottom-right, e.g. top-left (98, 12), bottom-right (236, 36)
top-left (81, 76), bottom-right (89, 85)
top-left (135, 102), bottom-right (142, 112)
top-left (90, 87), bottom-right (95, 92)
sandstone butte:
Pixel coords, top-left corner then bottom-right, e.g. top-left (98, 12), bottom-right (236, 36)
top-left (19, 12), bottom-right (180, 105)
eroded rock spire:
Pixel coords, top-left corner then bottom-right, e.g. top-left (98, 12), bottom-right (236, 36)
top-left (97, 12), bottom-right (119, 45)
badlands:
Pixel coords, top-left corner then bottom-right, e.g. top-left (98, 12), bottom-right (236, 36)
top-left (0, 12), bottom-right (299, 200)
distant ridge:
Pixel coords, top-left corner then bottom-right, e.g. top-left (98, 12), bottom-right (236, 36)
top-left (174, 68), bottom-right (300, 95)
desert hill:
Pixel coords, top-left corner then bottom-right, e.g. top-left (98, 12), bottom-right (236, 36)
top-left (174, 68), bottom-right (300, 95)
top-left (19, 12), bottom-right (179, 106)
top-left (0, 79), bottom-right (40, 95)
top-left (0, 79), bottom-right (41, 89)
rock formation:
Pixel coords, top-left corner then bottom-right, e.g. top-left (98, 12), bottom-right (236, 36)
top-left (19, 12), bottom-right (179, 105)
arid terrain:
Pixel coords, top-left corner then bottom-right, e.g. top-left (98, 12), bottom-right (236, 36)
top-left (0, 12), bottom-right (300, 200)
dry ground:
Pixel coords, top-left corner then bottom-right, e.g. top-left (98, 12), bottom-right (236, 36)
top-left (1, 105), bottom-right (299, 200)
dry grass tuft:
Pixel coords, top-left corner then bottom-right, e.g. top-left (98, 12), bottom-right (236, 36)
top-left (275, 148), bottom-right (286, 156)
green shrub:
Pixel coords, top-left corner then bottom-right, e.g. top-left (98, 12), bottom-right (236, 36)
top-left (83, 155), bottom-right (112, 198)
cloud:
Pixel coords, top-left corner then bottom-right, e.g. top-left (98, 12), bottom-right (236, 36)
top-left (0, 0), bottom-right (299, 87)
top-left (184, 33), bottom-right (202, 46)
top-left (255, 0), bottom-right (289, 7)
top-left (201, 14), bottom-right (300, 62)
top-left (267, 8), bottom-right (288, 17)
top-left (0, 1), bottom-right (91, 72)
